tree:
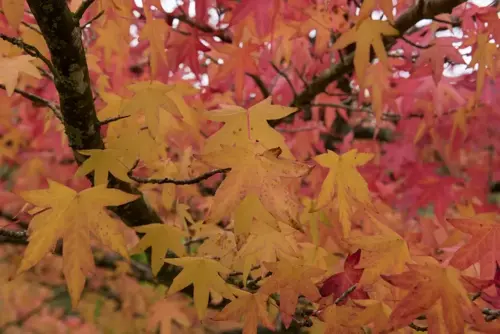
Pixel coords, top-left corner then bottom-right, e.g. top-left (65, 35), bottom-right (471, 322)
top-left (0, 0), bottom-right (499, 332)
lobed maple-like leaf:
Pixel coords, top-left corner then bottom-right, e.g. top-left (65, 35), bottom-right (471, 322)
top-left (165, 256), bottom-right (235, 319)
top-left (319, 250), bottom-right (369, 304)
top-left (347, 216), bottom-right (411, 285)
top-left (313, 149), bottom-right (373, 237)
top-left (259, 259), bottom-right (324, 328)
top-left (2, 0), bottom-right (24, 29)
top-left (17, 180), bottom-right (139, 306)
top-left (130, 223), bottom-right (188, 276)
top-left (75, 148), bottom-right (134, 185)
top-left (147, 294), bottom-right (192, 334)
top-left (447, 212), bottom-right (500, 277)
top-left (203, 97), bottom-right (296, 158)
top-left (197, 143), bottom-right (312, 229)
top-left (121, 81), bottom-right (197, 139)
top-left (332, 19), bottom-right (399, 85)
top-left (381, 260), bottom-right (479, 333)
top-left (213, 290), bottom-right (274, 334)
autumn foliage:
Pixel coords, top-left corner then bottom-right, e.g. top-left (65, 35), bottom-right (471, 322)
top-left (1, 0), bottom-right (500, 333)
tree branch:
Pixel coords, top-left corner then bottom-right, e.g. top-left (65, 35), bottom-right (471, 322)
top-left (73, 0), bottom-right (95, 21)
top-left (0, 84), bottom-right (62, 120)
top-left (0, 33), bottom-right (56, 74)
top-left (26, 0), bottom-right (162, 228)
top-left (128, 160), bottom-right (230, 185)
top-left (291, 0), bottom-right (467, 108)
top-left (0, 227), bottom-right (28, 241)
top-left (81, 10), bottom-right (104, 29)
top-left (246, 73), bottom-right (270, 98)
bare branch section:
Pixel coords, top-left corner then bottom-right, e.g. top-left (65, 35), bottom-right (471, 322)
top-left (73, 0), bottom-right (95, 21)
top-left (291, 0), bottom-right (467, 108)
top-left (0, 228), bottom-right (28, 240)
top-left (0, 33), bottom-right (55, 74)
top-left (25, 0), bottom-right (162, 227)
top-left (128, 160), bottom-right (230, 185)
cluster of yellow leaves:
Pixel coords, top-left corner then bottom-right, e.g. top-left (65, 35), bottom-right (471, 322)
top-left (12, 71), bottom-right (500, 334)
top-left (17, 181), bottom-right (138, 306)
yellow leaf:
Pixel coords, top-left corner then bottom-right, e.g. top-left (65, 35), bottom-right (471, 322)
top-left (165, 257), bottom-right (235, 319)
top-left (237, 221), bottom-right (300, 285)
top-left (2, 0), bottom-right (24, 29)
top-left (203, 97), bottom-right (296, 158)
top-left (76, 149), bottom-right (134, 185)
top-left (468, 33), bottom-right (496, 100)
top-left (259, 259), bottom-right (324, 328)
top-left (0, 55), bottom-right (42, 96)
top-left (313, 149), bottom-right (373, 237)
top-left (332, 19), bottom-right (399, 85)
top-left (105, 118), bottom-right (167, 167)
top-left (213, 290), bottom-right (274, 334)
top-left (347, 217), bottom-right (411, 285)
top-left (233, 193), bottom-right (279, 235)
top-left (131, 224), bottom-right (188, 276)
top-left (197, 143), bottom-right (312, 230)
top-left (122, 81), bottom-right (198, 140)
top-left (18, 181), bottom-right (139, 306)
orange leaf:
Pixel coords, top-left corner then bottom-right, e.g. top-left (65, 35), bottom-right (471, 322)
top-left (381, 262), bottom-right (477, 333)
top-left (213, 290), bottom-right (274, 334)
top-left (448, 212), bottom-right (500, 277)
top-left (259, 258), bottom-right (324, 328)
top-left (332, 19), bottom-right (398, 85)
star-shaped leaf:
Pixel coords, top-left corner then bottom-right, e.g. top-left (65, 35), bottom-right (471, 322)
top-left (165, 257), bottom-right (235, 319)
top-left (313, 149), bottom-right (373, 237)
top-left (332, 19), bottom-right (399, 85)
top-left (203, 97), bottom-right (296, 158)
top-left (18, 181), bottom-right (139, 306)
top-left (130, 223), bottom-right (188, 276)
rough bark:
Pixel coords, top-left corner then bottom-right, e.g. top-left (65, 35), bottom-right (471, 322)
top-left (26, 0), bottom-right (162, 226)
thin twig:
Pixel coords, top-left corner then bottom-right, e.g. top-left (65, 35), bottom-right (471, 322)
top-left (73, 0), bottom-right (95, 21)
top-left (270, 62), bottom-right (297, 97)
top-left (399, 35), bottom-right (433, 49)
top-left (0, 84), bottom-right (63, 121)
top-left (98, 114), bottom-right (130, 126)
top-left (128, 160), bottom-right (231, 185)
top-left (246, 73), bottom-right (270, 98)
top-left (0, 228), bottom-right (28, 240)
top-left (81, 10), bottom-right (104, 29)
top-left (409, 323), bottom-right (428, 331)
top-left (37, 66), bottom-right (54, 81)
top-left (0, 34), bottom-right (56, 75)
top-left (333, 284), bottom-right (357, 305)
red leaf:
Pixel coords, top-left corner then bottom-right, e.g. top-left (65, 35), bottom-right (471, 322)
top-left (319, 250), bottom-right (369, 305)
